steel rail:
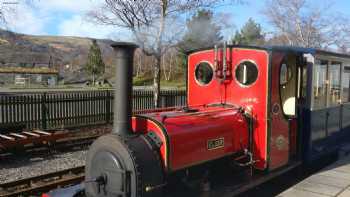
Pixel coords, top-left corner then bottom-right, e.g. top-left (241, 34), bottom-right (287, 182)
top-left (0, 166), bottom-right (85, 197)
top-left (0, 135), bottom-right (99, 160)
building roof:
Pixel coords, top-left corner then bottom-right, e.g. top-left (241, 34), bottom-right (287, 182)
top-left (0, 67), bottom-right (59, 74)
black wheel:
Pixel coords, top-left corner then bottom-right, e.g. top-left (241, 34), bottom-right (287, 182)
top-left (85, 134), bottom-right (164, 197)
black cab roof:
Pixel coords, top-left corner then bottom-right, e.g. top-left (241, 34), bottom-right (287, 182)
top-left (186, 45), bottom-right (350, 59)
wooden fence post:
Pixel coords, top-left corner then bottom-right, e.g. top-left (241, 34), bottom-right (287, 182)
top-left (106, 90), bottom-right (111, 124)
top-left (41, 93), bottom-right (47, 130)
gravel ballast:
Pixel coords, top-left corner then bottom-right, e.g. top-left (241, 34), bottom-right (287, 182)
top-left (0, 149), bottom-right (87, 184)
top-left (0, 125), bottom-right (112, 184)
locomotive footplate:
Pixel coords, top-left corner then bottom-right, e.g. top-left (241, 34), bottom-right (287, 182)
top-left (162, 161), bottom-right (301, 197)
top-left (45, 161), bottom-right (301, 197)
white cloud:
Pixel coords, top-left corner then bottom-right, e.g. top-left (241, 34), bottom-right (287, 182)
top-left (1, 2), bottom-right (48, 35)
top-left (32, 0), bottom-right (100, 13)
top-left (0, 0), bottom-right (131, 39)
top-left (58, 15), bottom-right (131, 40)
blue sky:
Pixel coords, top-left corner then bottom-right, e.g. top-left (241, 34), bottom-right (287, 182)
top-left (1, 0), bottom-right (350, 40)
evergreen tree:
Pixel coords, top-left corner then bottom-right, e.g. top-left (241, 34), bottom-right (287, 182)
top-left (85, 39), bottom-right (105, 85)
top-left (178, 9), bottom-right (223, 52)
top-left (232, 18), bottom-right (265, 46)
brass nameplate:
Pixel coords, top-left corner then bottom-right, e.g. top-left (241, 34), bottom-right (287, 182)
top-left (207, 137), bottom-right (224, 150)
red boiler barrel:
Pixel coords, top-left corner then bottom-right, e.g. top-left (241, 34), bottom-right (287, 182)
top-left (132, 106), bottom-right (249, 172)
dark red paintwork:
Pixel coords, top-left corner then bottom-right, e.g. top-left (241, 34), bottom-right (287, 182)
top-left (269, 52), bottom-right (290, 169)
top-left (132, 105), bottom-right (248, 171)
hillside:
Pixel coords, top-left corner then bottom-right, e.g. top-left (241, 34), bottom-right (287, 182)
top-left (0, 29), bottom-right (117, 83)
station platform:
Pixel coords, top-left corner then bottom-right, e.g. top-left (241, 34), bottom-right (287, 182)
top-left (278, 147), bottom-right (350, 197)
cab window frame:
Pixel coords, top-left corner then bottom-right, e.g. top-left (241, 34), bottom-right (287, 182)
top-left (280, 62), bottom-right (293, 86)
top-left (311, 59), bottom-right (328, 110)
top-left (342, 64), bottom-right (350, 103)
top-left (234, 59), bottom-right (259, 88)
top-left (278, 57), bottom-right (297, 117)
top-left (328, 61), bottom-right (341, 107)
top-left (194, 61), bottom-right (214, 86)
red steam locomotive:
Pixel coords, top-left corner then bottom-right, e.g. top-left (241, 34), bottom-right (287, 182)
top-left (45, 42), bottom-right (350, 197)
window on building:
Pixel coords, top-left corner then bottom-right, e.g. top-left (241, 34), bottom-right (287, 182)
top-left (343, 66), bottom-right (350, 103)
top-left (328, 62), bottom-right (341, 106)
top-left (312, 60), bottom-right (328, 109)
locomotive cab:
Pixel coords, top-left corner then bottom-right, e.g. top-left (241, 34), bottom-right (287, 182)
top-left (187, 45), bottom-right (308, 170)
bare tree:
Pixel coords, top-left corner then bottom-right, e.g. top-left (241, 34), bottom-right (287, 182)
top-left (264, 0), bottom-right (350, 50)
top-left (0, 1), bottom-right (16, 24)
top-left (0, 0), bottom-right (35, 25)
top-left (162, 48), bottom-right (177, 81)
top-left (134, 49), bottom-right (143, 77)
top-left (88, 0), bottom-right (239, 107)
top-left (0, 5), bottom-right (5, 24)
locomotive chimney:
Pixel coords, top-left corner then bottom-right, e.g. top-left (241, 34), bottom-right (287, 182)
top-left (111, 42), bottom-right (138, 136)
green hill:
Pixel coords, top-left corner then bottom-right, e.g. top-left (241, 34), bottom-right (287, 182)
top-left (0, 29), bottom-right (116, 83)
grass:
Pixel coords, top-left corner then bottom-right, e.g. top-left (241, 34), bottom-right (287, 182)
top-left (25, 34), bottom-right (92, 47)
top-left (133, 76), bottom-right (153, 86)
top-left (160, 80), bottom-right (186, 89)
top-left (3, 76), bottom-right (186, 91)
top-left (133, 76), bottom-right (186, 89)
top-left (0, 67), bottom-right (58, 74)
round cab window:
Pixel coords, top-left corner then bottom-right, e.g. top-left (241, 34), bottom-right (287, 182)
top-left (195, 62), bottom-right (213, 85)
top-left (235, 61), bottom-right (258, 86)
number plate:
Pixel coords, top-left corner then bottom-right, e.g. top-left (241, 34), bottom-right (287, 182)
top-left (207, 137), bottom-right (224, 150)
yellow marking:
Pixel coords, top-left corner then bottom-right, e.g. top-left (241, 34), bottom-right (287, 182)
top-left (207, 137), bottom-right (225, 150)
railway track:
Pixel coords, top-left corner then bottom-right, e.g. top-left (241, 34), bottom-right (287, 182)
top-left (0, 134), bottom-right (100, 159)
top-left (0, 130), bottom-right (67, 152)
top-left (0, 132), bottom-right (101, 196)
top-left (0, 108), bottom-right (176, 154)
top-left (0, 166), bottom-right (85, 197)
